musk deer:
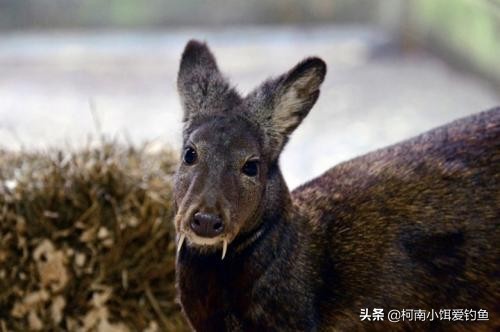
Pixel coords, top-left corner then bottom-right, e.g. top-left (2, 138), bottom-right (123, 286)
top-left (173, 40), bottom-right (499, 331)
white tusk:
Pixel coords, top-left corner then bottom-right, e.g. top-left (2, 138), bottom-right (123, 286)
top-left (221, 239), bottom-right (228, 260)
top-left (177, 233), bottom-right (185, 255)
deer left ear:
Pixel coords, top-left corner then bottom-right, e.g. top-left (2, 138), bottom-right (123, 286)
top-left (177, 40), bottom-right (240, 122)
top-left (245, 57), bottom-right (327, 157)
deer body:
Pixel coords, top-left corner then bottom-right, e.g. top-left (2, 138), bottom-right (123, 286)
top-left (173, 40), bottom-right (499, 331)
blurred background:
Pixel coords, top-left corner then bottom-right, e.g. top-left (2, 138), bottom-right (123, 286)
top-left (1, 0), bottom-right (499, 188)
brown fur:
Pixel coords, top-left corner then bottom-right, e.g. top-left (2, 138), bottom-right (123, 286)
top-left (173, 40), bottom-right (500, 331)
top-left (293, 108), bottom-right (500, 331)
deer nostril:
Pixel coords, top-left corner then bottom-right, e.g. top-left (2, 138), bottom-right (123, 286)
top-left (190, 212), bottom-right (224, 238)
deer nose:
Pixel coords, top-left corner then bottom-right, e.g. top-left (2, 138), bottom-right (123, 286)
top-left (190, 212), bottom-right (224, 238)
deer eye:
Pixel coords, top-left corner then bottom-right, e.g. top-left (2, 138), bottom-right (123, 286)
top-left (183, 147), bottom-right (197, 165)
top-left (242, 160), bottom-right (259, 177)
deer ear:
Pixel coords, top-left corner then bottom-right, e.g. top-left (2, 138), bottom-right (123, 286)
top-left (246, 57), bottom-right (326, 157)
top-left (178, 40), bottom-right (219, 78)
top-left (177, 40), bottom-right (240, 122)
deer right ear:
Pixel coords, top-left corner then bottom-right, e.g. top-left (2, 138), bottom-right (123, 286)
top-left (177, 40), bottom-right (239, 122)
top-left (245, 57), bottom-right (326, 159)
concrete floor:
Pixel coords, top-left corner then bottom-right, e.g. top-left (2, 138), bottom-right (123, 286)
top-left (0, 26), bottom-right (498, 188)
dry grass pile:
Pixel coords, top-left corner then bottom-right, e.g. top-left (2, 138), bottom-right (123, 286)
top-left (0, 143), bottom-right (188, 331)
